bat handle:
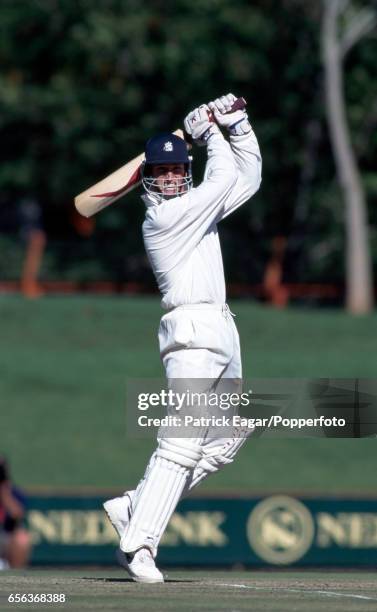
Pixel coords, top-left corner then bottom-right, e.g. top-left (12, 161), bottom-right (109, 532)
top-left (184, 97), bottom-right (247, 144)
top-left (208, 96), bottom-right (247, 122)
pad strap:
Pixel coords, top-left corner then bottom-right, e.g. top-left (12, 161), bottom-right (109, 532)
top-left (157, 439), bottom-right (202, 469)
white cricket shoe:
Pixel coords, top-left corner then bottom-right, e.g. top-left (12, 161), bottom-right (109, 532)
top-left (103, 494), bottom-right (132, 573)
top-left (104, 495), bottom-right (163, 582)
top-left (103, 494), bottom-right (132, 538)
top-left (123, 547), bottom-right (164, 584)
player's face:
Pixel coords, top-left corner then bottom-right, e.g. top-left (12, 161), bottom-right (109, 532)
top-left (151, 164), bottom-right (186, 196)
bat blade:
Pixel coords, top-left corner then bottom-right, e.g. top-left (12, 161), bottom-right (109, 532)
top-left (74, 129), bottom-right (184, 218)
top-left (74, 152), bottom-right (143, 218)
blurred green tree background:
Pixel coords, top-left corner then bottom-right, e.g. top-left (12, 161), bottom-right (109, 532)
top-left (0, 0), bottom-right (376, 293)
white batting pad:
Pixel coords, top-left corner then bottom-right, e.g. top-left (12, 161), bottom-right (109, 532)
top-left (184, 426), bottom-right (254, 495)
top-left (120, 456), bottom-right (189, 555)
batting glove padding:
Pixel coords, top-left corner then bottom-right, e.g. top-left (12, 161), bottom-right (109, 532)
top-left (208, 93), bottom-right (251, 136)
top-left (184, 105), bottom-right (220, 146)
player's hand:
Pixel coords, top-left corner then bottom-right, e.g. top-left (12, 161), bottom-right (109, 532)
top-left (184, 105), bottom-right (220, 146)
top-left (208, 93), bottom-right (251, 136)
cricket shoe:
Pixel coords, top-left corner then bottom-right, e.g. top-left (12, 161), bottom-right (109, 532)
top-left (115, 547), bottom-right (163, 583)
top-left (104, 494), bottom-right (163, 581)
top-left (121, 547), bottom-right (164, 584)
top-left (103, 493), bottom-right (132, 539)
top-left (103, 493), bottom-right (133, 572)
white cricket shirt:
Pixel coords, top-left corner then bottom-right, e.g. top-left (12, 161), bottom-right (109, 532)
top-left (142, 130), bottom-right (262, 309)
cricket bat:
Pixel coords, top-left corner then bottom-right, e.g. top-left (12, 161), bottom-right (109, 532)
top-left (74, 97), bottom-right (246, 218)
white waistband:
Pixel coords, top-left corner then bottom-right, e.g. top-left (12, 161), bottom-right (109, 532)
top-left (168, 303), bottom-right (235, 316)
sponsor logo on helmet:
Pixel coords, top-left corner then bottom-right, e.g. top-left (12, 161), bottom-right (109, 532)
top-left (163, 141), bottom-right (173, 152)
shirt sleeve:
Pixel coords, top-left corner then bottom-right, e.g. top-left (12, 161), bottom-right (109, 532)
top-left (217, 128), bottom-right (262, 221)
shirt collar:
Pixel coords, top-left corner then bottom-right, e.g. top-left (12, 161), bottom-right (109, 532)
top-left (141, 192), bottom-right (164, 208)
top-left (142, 189), bottom-right (189, 208)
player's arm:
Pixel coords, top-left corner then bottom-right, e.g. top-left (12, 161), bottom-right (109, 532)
top-left (208, 93), bottom-right (262, 220)
top-left (184, 104), bottom-right (238, 224)
top-left (146, 106), bottom-right (237, 236)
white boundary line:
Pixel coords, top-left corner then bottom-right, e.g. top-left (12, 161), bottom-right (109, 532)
top-left (211, 582), bottom-right (377, 602)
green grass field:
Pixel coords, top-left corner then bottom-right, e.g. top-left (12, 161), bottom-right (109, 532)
top-left (1, 569), bottom-right (377, 611)
top-left (0, 295), bottom-right (376, 493)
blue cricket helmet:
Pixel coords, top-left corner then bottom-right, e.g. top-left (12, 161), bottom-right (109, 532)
top-left (144, 133), bottom-right (190, 165)
top-left (142, 132), bottom-right (193, 197)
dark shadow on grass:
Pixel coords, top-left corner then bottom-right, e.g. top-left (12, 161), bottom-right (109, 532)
top-left (81, 577), bottom-right (134, 583)
top-left (80, 576), bottom-right (197, 584)
top-left (162, 579), bottom-right (198, 584)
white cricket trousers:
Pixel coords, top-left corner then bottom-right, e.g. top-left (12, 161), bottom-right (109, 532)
top-left (120, 304), bottom-right (248, 556)
top-left (159, 303), bottom-right (242, 380)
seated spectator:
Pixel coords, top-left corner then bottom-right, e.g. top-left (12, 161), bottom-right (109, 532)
top-left (0, 457), bottom-right (32, 569)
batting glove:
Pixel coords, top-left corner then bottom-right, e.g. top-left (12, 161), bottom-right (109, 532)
top-left (184, 105), bottom-right (220, 146)
top-left (208, 93), bottom-right (251, 136)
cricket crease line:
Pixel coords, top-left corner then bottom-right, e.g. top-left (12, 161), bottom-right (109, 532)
top-left (212, 582), bottom-right (377, 602)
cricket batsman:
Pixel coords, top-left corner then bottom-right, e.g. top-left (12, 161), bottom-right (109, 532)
top-left (104, 94), bottom-right (262, 582)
